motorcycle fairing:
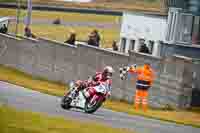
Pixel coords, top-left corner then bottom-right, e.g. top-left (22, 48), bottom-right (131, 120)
top-left (70, 91), bottom-right (86, 108)
top-left (93, 82), bottom-right (111, 95)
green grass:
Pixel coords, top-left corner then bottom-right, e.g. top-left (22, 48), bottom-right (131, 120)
top-left (0, 0), bottom-right (164, 13)
top-left (0, 0), bottom-right (18, 2)
top-left (0, 64), bottom-right (66, 96)
top-left (0, 105), bottom-right (133, 133)
top-left (0, 8), bottom-right (120, 23)
top-left (0, 65), bottom-right (200, 128)
top-left (0, 8), bottom-right (120, 48)
top-left (0, 0), bottom-right (159, 2)
top-left (32, 0), bottom-right (165, 13)
top-left (104, 101), bottom-right (200, 128)
top-left (8, 23), bottom-right (120, 48)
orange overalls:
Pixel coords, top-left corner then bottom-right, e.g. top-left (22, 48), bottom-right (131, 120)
top-left (129, 64), bottom-right (154, 111)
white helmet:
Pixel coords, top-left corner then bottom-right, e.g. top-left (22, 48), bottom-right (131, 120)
top-left (103, 66), bottom-right (115, 79)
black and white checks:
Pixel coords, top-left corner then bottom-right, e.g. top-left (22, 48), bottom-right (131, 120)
top-left (119, 66), bottom-right (130, 80)
top-left (119, 64), bottom-right (137, 80)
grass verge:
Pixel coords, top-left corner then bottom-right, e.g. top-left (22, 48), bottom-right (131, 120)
top-left (0, 8), bottom-right (120, 48)
top-left (0, 105), bottom-right (133, 133)
top-left (0, 0), bottom-right (165, 13)
top-left (8, 23), bottom-right (120, 48)
top-left (0, 64), bottom-right (200, 128)
top-left (0, 8), bottom-right (120, 23)
top-left (32, 0), bottom-right (164, 14)
top-left (0, 64), bottom-right (66, 96)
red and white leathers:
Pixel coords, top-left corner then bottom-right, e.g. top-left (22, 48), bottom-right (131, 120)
top-left (77, 72), bottom-right (112, 99)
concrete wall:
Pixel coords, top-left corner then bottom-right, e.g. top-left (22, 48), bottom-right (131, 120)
top-left (0, 34), bottom-right (21, 68)
top-left (159, 42), bottom-right (200, 90)
top-left (191, 60), bottom-right (200, 106)
top-left (38, 38), bottom-right (78, 83)
top-left (0, 33), bottom-right (195, 109)
top-left (127, 51), bottom-right (193, 108)
top-left (77, 44), bottom-right (130, 100)
top-left (0, 34), bottom-right (78, 84)
top-left (193, 62), bottom-right (200, 90)
top-left (161, 55), bottom-right (193, 108)
top-left (157, 39), bottom-right (200, 107)
top-left (159, 42), bottom-right (200, 89)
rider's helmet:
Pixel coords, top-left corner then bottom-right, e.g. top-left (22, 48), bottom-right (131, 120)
top-left (102, 66), bottom-right (115, 79)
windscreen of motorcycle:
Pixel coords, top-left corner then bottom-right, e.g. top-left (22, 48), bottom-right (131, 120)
top-left (68, 80), bottom-right (75, 90)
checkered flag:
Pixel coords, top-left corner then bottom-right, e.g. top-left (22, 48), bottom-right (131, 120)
top-left (119, 64), bottom-right (137, 80)
top-left (119, 66), bottom-right (129, 80)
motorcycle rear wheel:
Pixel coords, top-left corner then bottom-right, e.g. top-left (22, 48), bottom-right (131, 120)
top-left (84, 98), bottom-right (103, 114)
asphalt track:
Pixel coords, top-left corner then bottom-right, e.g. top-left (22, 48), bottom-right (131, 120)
top-left (0, 81), bottom-right (200, 133)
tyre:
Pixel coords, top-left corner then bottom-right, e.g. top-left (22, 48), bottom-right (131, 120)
top-left (84, 98), bottom-right (103, 114)
top-left (61, 95), bottom-right (72, 110)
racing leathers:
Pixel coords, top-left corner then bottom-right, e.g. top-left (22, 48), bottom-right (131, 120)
top-left (75, 72), bottom-right (112, 98)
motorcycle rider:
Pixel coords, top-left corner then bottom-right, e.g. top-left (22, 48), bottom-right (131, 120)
top-left (75, 66), bottom-right (114, 99)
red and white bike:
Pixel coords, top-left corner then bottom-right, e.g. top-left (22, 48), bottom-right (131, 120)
top-left (61, 77), bottom-right (111, 114)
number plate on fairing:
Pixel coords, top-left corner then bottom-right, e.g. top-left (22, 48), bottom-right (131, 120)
top-left (70, 91), bottom-right (86, 108)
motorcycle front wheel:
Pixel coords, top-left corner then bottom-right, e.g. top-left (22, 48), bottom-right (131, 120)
top-left (61, 95), bottom-right (72, 110)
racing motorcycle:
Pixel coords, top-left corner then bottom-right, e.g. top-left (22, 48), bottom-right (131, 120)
top-left (60, 77), bottom-right (111, 114)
